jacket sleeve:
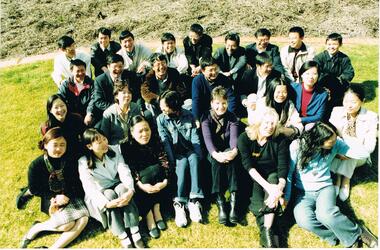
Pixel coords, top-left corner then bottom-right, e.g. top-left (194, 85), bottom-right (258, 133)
top-left (176, 50), bottom-right (189, 74)
top-left (191, 76), bottom-right (201, 121)
top-left (226, 83), bottom-right (237, 114)
top-left (28, 159), bottom-right (53, 198)
top-left (237, 133), bottom-right (254, 172)
top-left (190, 119), bottom-right (202, 158)
top-left (272, 46), bottom-right (285, 74)
top-left (201, 115), bottom-right (218, 154)
top-left (280, 46), bottom-right (295, 82)
top-left (335, 138), bottom-right (370, 160)
top-left (57, 80), bottom-right (69, 100)
top-left (229, 115), bottom-right (239, 149)
top-left (93, 78), bottom-right (112, 111)
top-left (114, 146), bottom-right (135, 192)
top-left (276, 138), bottom-right (289, 180)
top-left (51, 56), bottom-right (64, 86)
top-left (99, 110), bottom-right (112, 142)
top-left (90, 44), bottom-right (103, 71)
top-left (86, 81), bottom-right (95, 115)
top-left (230, 49), bottom-right (247, 75)
top-left (156, 115), bottom-right (176, 166)
top-left (78, 157), bottom-right (109, 212)
top-left (339, 57), bottom-right (355, 83)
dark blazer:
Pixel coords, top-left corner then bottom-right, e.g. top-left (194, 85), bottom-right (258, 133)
top-left (90, 41), bottom-right (121, 77)
top-left (192, 73), bottom-right (236, 121)
top-left (213, 46), bottom-right (247, 81)
top-left (93, 70), bottom-right (139, 113)
top-left (183, 34), bottom-right (213, 66)
top-left (238, 68), bottom-right (282, 100)
top-left (291, 82), bottom-right (328, 124)
top-left (245, 43), bottom-right (284, 74)
top-left (201, 110), bottom-right (239, 153)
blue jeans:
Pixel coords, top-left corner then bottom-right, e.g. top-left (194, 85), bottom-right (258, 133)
top-left (293, 185), bottom-right (361, 247)
top-left (174, 151), bottom-right (204, 203)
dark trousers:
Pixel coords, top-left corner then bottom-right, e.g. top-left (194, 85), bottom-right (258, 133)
top-left (208, 153), bottom-right (238, 195)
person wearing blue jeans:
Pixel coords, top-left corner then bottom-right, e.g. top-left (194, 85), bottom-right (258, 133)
top-left (284, 122), bottom-right (378, 248)
top-left (157, 90), bottom-right (204, 228)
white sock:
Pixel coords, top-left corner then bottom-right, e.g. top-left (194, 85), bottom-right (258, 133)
top-left (131, 232), bottom-right (142, 242)
top-left (130, 225), bottom-right (139, 234)
top-left (118, 231), bottom-right (128, 240)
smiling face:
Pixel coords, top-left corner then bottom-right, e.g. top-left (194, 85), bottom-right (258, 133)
top-left (98, 33), bottom-right (110, 49)
top-left (108, 61), bottom-right (124, 79)
top-left (225, 39), bottom-right (238, 55)
top-left (273, 85), bottom-right (288, 104)
top-left (326, 39), bottom-right (341, 56)
top-left (343, 92), bottom-right (362, 116)
top-left (259, 114), bottom-right (277, 138)
top-left (120, 36), bottom-right (135, 52)
top-left (202, 64), bottom-right (219, 82)
top-left (211, 97), bottom-right (228, 116)
top-left (163, 40), bottom-right (176, 54)
top-left (50, 98), bottom-right (67, 122)
top-left (256, 35), bottom-right (270, 51)
top-left (131, 120), bottom-right (151, 145)
top-left (288, 32), bottom-right (303, 49)
top-left (71, 65), bottom-right (86, 83)
top-left (301, 66), bottom-right (319, 89)
top-left (45, 136), bottom-right (67, 158)
top-left (87, 133), bottom-right (109, 156)
top-left (152, 59), bottom-right (168, 79)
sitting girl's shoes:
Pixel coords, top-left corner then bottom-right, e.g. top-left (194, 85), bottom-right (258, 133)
top-left (120, 237), bottom-right (133, 248)
top-left (20, 236), bottom-right (32, 248)
top-left (339, 185), bottom-right (350, 202)
top-left (156, 220), bottom-right (167, 231)
top-left (334, 185), bottom-right (340, 197)
top-left (149, 227), bottom-right (160, 239)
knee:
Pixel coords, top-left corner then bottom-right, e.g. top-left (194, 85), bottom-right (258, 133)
top-left (316, 206), bottom-right (339, 225)
top-left (76, 216), bottom-right (89, 229)
top-left (57, 221), bottom-right (76, 231)
top-left (103, 189), bottom-right (118, 200)
top-left (294, 206), bottom-right (313, 230)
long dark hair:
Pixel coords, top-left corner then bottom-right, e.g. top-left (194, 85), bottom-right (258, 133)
top-left (82, 128), bottom-right (115, 169)
top-left (264, 78), bottom-right (294, 125)
top-left (46, 94), bottom-right (67, 128)
top-left (297, 121), bottom-right (337, 170)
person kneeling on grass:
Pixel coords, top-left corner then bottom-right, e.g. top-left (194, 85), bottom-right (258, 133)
top-left (284, 121), bottom-right (378, 248)
top-left (201, 86), bottom-right (239, 225)
top-left (78, 128), bottom-right (144, 248)
top-left (20, 127), bottom-right (89, 248)
top-left (157, 90), bottom-right (204, 228)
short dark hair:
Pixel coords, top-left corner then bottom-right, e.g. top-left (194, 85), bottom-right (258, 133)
top-left (326, 33), bottom-right (343, 45)
top-left (160, 90), bottom-right (183, 112)
top-left (254, 28), bottom-right (271, 38)
top-left (57, 35), bottom-right (75, 49)
top-left (113, 80), bottom-right (132, 103)
top-left (106, 54), bottom-right (124, 65)
top-left (225, 32), bottom-right (240, 46)
top-left (119, 30), bottom-right (134, 41)
top-left (289, 26), bottom-right (305, 38)
top-left (161, 32), bottom-right (176, 43)
top-left (98, 27), bottom-right (111, 38)
top-left (211, 86), bottom-right (228, 101)
top-left (345, 84), bottom-right (365, 102)
top-left (70, 59), bottom-right (86, 70)
top-left (149, 52), bottom-right (167, 65)
top-left (190, 23), bottom-right (204, 35)
top-left (200, 57), bottom-right (217, 70)
top-left (255, 52), bottom-right (273, 66)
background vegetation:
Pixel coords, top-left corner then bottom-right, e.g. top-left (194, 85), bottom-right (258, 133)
top-left (1, 0), bottom-right (379, 59)
top-left (0, 41), bottom-right (378, 248)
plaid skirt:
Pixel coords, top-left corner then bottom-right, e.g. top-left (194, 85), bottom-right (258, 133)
top-left (48, 198), bottom-right (89, 228)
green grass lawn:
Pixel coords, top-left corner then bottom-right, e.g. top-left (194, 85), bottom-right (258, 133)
top-left (0, 43), bottom-right (378, 248)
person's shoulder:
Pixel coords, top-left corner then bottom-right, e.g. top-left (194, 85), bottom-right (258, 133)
top-left (103, 104), bottom-right (117, 116)
top-left (110, 41), bottom-right (121, 50)
top-left (245, 43), bottom-right (256, 50)
top-left (203, 34), bottom-right (213, 43)
top-left (280, 45), bottom-right (289, 53)
top-left (267, 43), bottom-right (280, 50)
top-left (30, 155), bottom-right (45, 168)
top-left (359, 107), bottom-right (378, 120)
top-left (90, 42), bottom-right (100, 51)
top-left (192, 73), bottom-right (205, 84)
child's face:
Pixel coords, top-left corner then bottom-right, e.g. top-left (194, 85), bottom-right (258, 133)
top-left (326, 39), bottom-right (341, 55)
top-left (211, 98), bottom-right (228, 116)
top-left (88, 134), bottom-right (109, 156)
top-left (45, 136), bottom-right (67, 158)
top-left (321, 133), bottom-right (337, 150)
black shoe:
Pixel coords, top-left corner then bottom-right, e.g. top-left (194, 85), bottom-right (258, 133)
top-left (216, 194), bottom-right (228, 225)
top-left (229, 192), bottom-right (239, 224)
top-left (359, 224), bottom-right (378, 248)
top-left (149, 227), bottom-right (160, 239)
top-left (16, 187), bottom-right (32, 209)
top-left (261, 228), bottom-right (276, 248)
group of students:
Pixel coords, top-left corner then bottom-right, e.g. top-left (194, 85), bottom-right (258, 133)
top-left (15, 23), bottom-right (378, 248)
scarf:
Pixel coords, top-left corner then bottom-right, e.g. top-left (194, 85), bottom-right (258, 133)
top-left (211, 110), bottom-right (225, 140)
top-left (44, 155), bottom-right (65, 193)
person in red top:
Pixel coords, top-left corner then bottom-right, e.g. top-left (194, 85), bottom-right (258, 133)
top-left (291, 61), bottom-right (329, 130)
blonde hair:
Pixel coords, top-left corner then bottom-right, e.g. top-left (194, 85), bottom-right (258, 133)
top-left (245, 107), bottom-right (280, 141)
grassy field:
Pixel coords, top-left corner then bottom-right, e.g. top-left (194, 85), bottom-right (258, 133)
top-left (0, 43), bottom-right (378, 248)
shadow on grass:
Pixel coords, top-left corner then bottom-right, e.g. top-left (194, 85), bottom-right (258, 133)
top-left (67, 219), bottom-right (106, 247)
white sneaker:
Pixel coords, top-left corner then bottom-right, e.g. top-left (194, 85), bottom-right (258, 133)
top-left (339, 185), bottom-right (350, 202)
top-left (188, 200), bottom-right (203, 223)
top-left (120, 237), bottom-right (133, 248)
top-left (173, 201), bottom-right (188, 228)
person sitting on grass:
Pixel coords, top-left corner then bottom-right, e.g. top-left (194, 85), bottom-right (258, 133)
top-left (20, 127), bottom-right (89, 248)
top-left (237, 107), bottom-right (289, 248)
top-left (16, 94), bottom-right (86, 210)
top-left (201, 86), bottom-right (239, 225)
top-left (90, 27), bottom-right (121, 77)
top-left (51, 35), bottom-right (91, 87)
top-left (284, 121), bottom-right (378, 248)
top-left (58, 59), bottom-right (102, 127)
top-left (120, 116), bottom-right (169, 239)
top-left (78, 128), bottom-right (144, 248)
top-left (157, 90), bottom-right (204, 228)
top-left (329, 85), bottom-right (378, 201)
top-left (314, 33), bottom-right (355, 120)
top-left (100, 80), bottom-right (142, 145)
